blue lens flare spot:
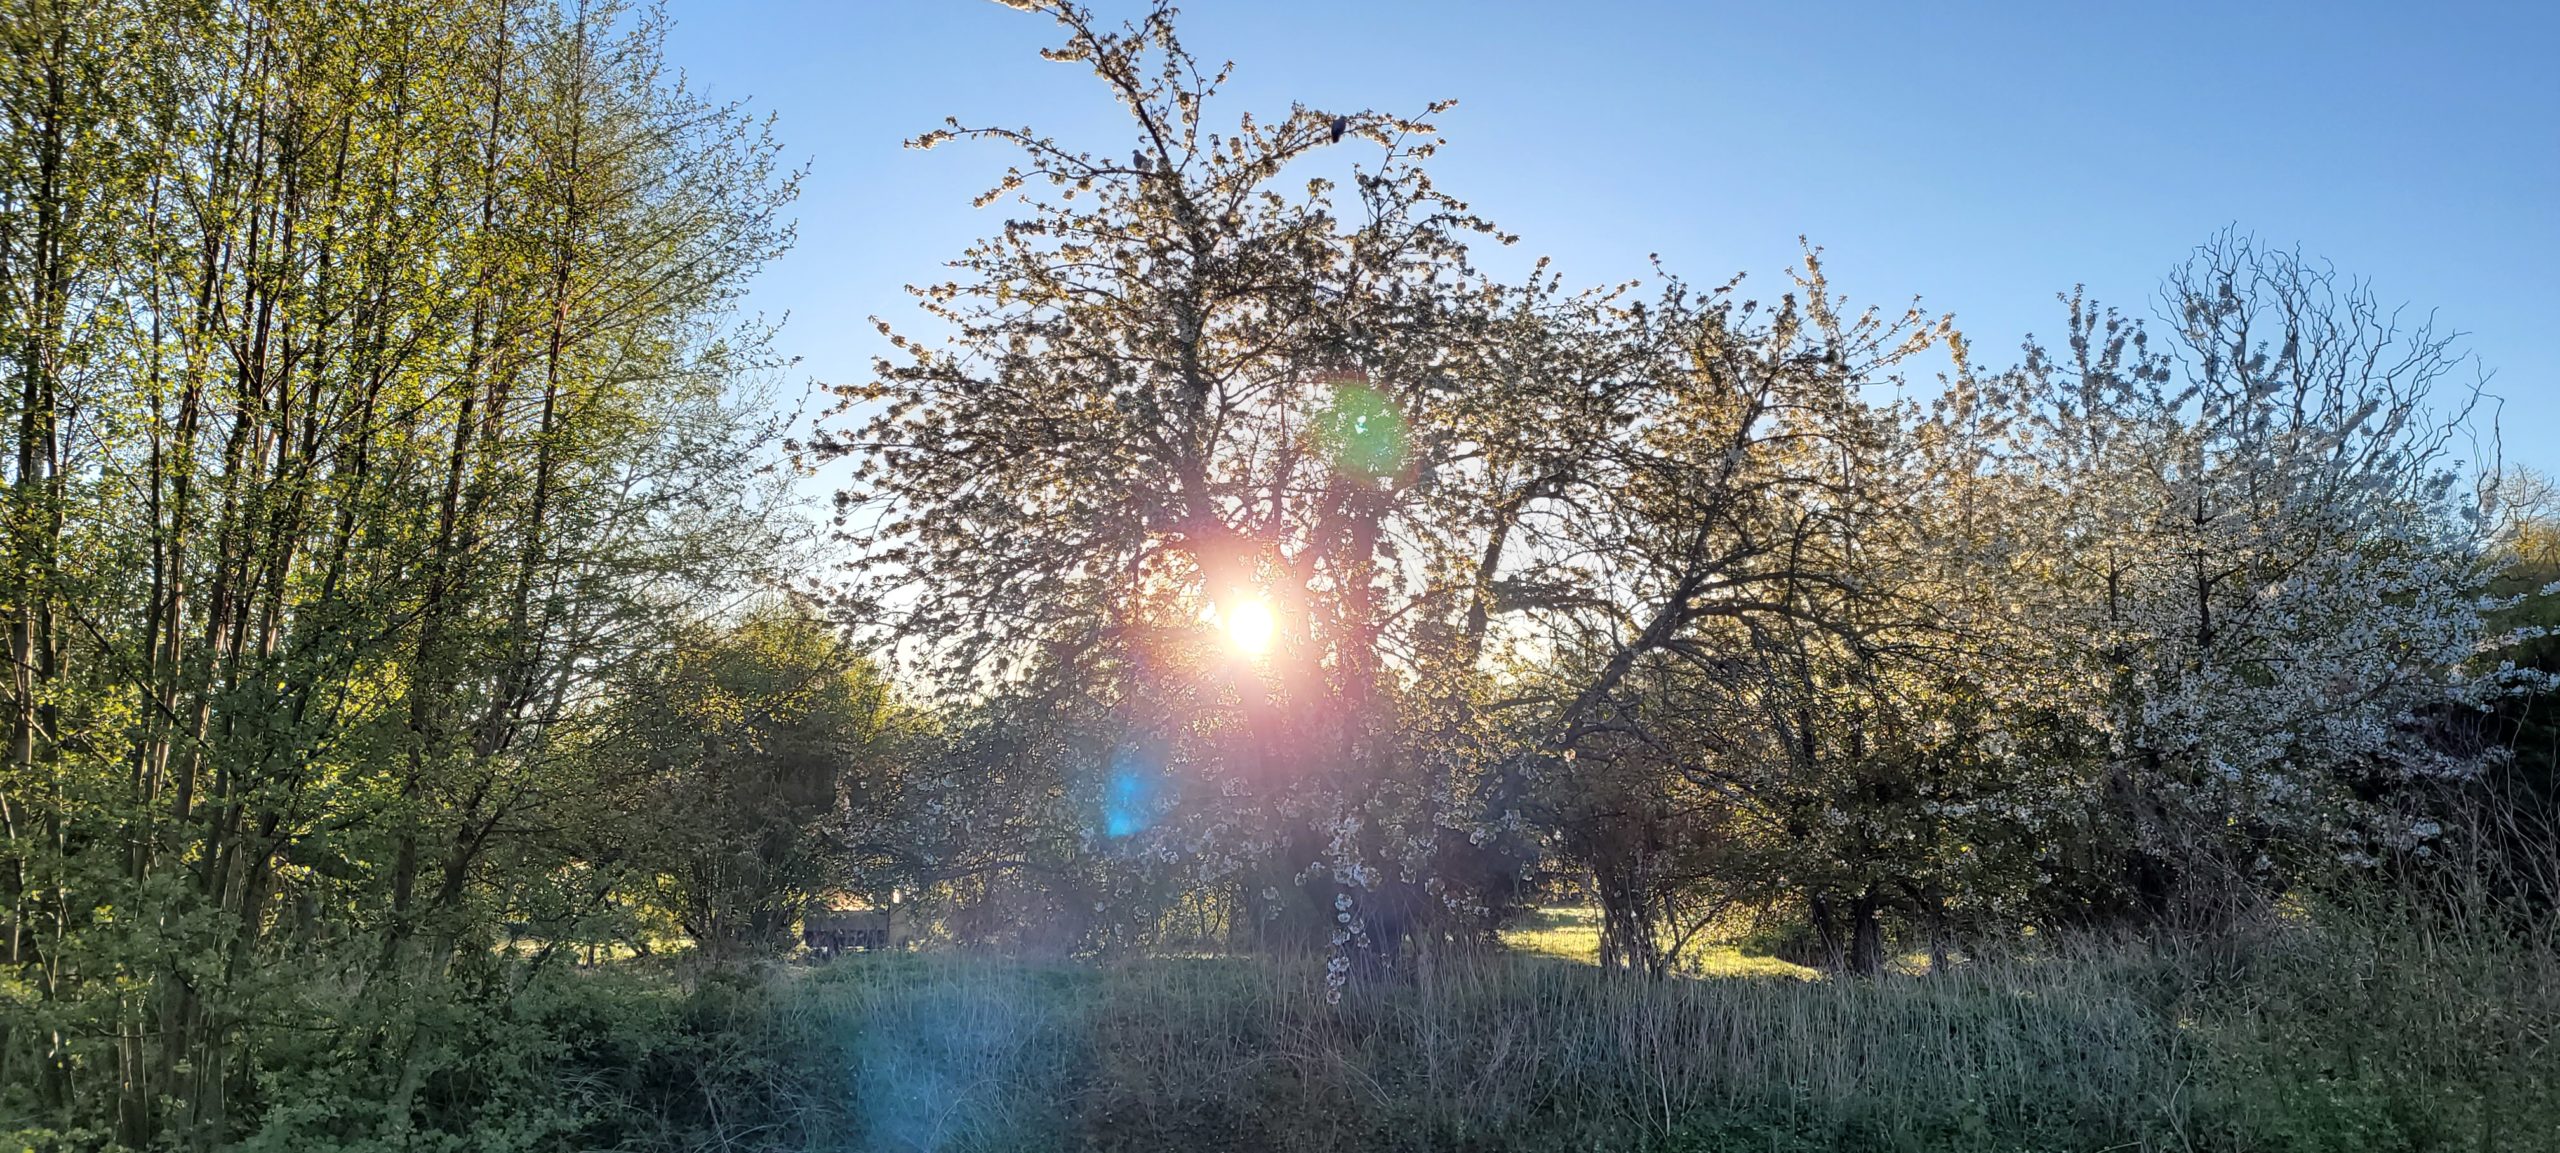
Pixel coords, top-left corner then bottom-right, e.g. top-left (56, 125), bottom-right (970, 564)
top-left (1102, 745), bottom-right (1161, 838)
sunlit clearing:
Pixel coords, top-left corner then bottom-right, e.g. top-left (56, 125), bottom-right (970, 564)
top-left (1223, 595), bottom-right (1277, 657)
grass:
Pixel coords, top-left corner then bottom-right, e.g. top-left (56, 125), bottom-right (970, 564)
top-left (554, 907), bottom-right (2558, 1153)
top-left (1498, 905), bottom-right (1822, 979)
top-left (792, 952), bottom-right (2156, 1150)
top-left (198, 905), bottom-right (2555, 1151)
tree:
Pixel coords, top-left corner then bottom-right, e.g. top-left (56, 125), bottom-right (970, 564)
top-left (830, 2), bottom-right (1969, 981)
top-left (823, 0), bottom-right (1572, 970)
top-left (613, 611), bottom-right (900, 961)
top-left (1496, 257), bottom-right (1954, 974)
top-left (0, 1), bottom-right (801, 1141)
top-left (2444, 470), bottom-right (2560, 917)
top-left (1994, 235), bottom-right (2513, 924)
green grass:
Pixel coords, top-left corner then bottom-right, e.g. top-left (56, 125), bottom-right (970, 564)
top-left (521, 909), bottom-right (2557, 1153)
top-left (195, 908), bottom-right (2560, 1152)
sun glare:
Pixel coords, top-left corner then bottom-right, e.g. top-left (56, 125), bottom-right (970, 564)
top-left (1222, 595), bottom-right (1277, 657)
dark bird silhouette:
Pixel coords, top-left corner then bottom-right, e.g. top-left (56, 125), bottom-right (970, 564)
top-left (1329, 116), bottom-right (1348, 144)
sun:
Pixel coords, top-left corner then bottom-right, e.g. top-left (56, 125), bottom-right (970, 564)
top-left (1221, 595), bottom-right (1277, 657)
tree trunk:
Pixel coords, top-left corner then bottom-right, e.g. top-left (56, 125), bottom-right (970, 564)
top-left (1595, 865), bottom-right (1662, 978)
top-left (1848, 890), bottom-right (1884, 977)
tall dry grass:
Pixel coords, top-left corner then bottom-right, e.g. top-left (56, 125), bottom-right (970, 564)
top-left (595, 904), bottom-right (2555, 1152)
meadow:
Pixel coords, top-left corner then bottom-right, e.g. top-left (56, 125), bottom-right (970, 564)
top-left (421, 903), bottom-right (2554, 1153)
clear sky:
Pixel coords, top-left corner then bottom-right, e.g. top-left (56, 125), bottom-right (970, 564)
top-left (663, 1), bottom-right (2558, 471)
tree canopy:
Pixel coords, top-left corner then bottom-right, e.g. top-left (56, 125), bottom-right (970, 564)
top-left (821, 0), bottom-right (2535, 982)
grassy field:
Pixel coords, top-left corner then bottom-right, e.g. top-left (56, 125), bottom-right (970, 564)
top-left (513, 907), bottom-right (2559, 1153)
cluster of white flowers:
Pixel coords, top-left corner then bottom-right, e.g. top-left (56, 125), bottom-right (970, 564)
top-left (1975, 243), bottom-right (2520, 900)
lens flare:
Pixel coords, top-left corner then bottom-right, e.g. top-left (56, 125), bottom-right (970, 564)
top-left (1317, 382), bottom-right (1408, 478)
top-left (1222, 595), bottom-right (1277, 657)
top-left (1103, 745), bottom-right (1158, 838)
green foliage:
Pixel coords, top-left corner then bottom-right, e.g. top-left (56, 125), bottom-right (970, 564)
top-left (0, 0), bottom-right (799, 1143)
top-left (610, 610), bottom-right (903, 959)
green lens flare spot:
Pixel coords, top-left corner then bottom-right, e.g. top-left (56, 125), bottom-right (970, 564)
top-left (1317, 382), bottom-right (1407, 478)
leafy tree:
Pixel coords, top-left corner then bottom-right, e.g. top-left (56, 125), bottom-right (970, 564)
top-left (0, 0), bottom-right (800, 1141)
top-left (611, 611), bottom-right (899, 961)
top-left (2461, 470), bottom-right (2560, 915)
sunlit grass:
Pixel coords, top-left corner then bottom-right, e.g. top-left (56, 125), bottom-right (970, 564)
top-left (1500, 905), bottom-right (1820, 980)
top-left (1693, 945), bottom-right (1822, 979)
top-left (1497, 904), bottom-right (1603, 963)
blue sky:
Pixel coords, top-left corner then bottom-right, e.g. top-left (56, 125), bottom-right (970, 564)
top-left (665, 0), bottom-right (2557, 471)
